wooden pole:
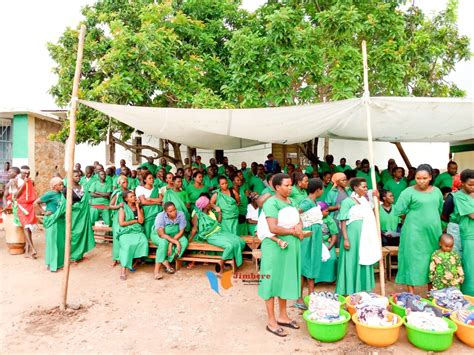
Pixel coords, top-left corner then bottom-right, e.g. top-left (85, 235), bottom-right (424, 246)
top-left (361, 40), bottom-right (386, 296)
top-left (392, 142), bottom-right (412, 169)
top-left (60, 24), bottom-right (86, 311)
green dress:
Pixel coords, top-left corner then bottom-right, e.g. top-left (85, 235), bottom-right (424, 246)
top-left (356, 170), bottom-right (380, 190)
top-left (451, 190), bottom-right (474, 295)
top-left (380, 169), bottom-right (392, 185)
top-left (79, 176), bottom-right (95, 191)
top-left (127, 177), bottom-right (139, 190)
top-left (299, 198), bottom-right (323, 280)
top-left (214, 190), bottom-right (239, 235)
top-left (42, 192), bottom-right (65, 272)
top-left (434, 172), bottom-right (453, 190)
top-left (336, 198), bottom-right (375, 295)
top-left (203, 175), bottom-right (218, 190)
top-left (258, 197), bottom-right (301, 300)
top-left (317, 215), bottom-right (339, 282)
top-left (157, 164), bottom-right (172, 174)
top-left (335, 165), bottom-right (352, 173)
top-left (317, 183), bottom-right (333, 202)
top-left (260, 186), bottom-right (275, 196)
top-left (116, 204), bottom-right (149, 269)
top-left (110, 188), bottom-right (126, 261)
top-left (383, 178), bottom-right (407, 203)
top-left (186, 184), bottom-right (209, 207)
top-left (249, 176), bottom-right (265, 195)
top-left (140, 162), bottom-right (158, 175)
top-left (70, 191), bottom-right (96, 261)
top-left (237, 186), bottom-right (249, 236)
top-left (193, 208), bottom-right (245, 267)
top-left (379, 206), bottom-right (399, 234)
top-left (290, 186), bottom-right (307, 205)
top-left (150, 220), bottom-right (188, 264)
top-left (89, 180), bottom-right (112, 226)
top-left (393, 187), bottom-right (443, 286)
top-left (141, 186), bottom-right (162, 239)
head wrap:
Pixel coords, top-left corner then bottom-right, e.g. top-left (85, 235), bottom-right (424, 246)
top-left (318, 201), bottom-right (329, 211)
top-left (195, 196), bottom-right (210, 210)
top-left (331, 172), bottom-right (346, 185)
top-left (50, 177), bottom-right (63, 189)
top-left (452, 174), bottom-right (461, 192)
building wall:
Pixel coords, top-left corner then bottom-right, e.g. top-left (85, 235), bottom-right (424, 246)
top-left (33, 116), bottom-right (65, 194)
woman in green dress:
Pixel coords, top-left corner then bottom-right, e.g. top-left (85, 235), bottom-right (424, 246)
top-left (379, 190), bottom-right (400, 247)
top-left (210, 176), bottom-right (240, 235)
top-left (182, 167), bottom-right (193, 190)
top-left (109, 175), bottom-right (129, 266)
top-left (162, 176), bottom-right (190, 229)
top-left (186, 171), bottom-right (209, 207)
top-left (232, 174), bottom-right (250, 236)
top-left (34, 177), bottom-right (65, 272)
top-left (259, 173), bottom-right (305, 338)
top-left (189, 195), bottom-right (245, 267)
top-left (289, 173), bottom-right (308, 204)
top-left (336, 178), bottom-right (377, 295)
top-left (394, 164), bottom-right (443, 294)
top-left (450, 169), bottom-right (474, 295)
top-left (89, 170), bottom-right (112, 226)
top-left (317, 202), bottom-right (339, 282)
top-left (136, 172), bottom-right (163, 239)
top-left (117, 190), bottom-right (149, 280)
top-left (295, 178), bottom-right (324, 309)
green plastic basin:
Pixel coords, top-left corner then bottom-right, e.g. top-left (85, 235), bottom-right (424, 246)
top-left (304, 294), bottom-right (346, 309)
top-left (403, 316), bottom-right (457, 352)
top-left (303, 309), bottom-right (351, 342)
top-left (389, 296), bottom-right (433, 318)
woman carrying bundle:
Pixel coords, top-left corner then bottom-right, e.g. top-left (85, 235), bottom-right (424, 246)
top-left (210, 176), bottom-right (240, 235)
top-left (116, 190), bottom-right (149, 280)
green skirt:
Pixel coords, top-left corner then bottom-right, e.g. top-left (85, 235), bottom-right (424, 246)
top-left (90, 207), bottom-right (111, 226)
top-left (336, 220), bottom-right (374, 295)
top-left (237, 221), bottom-right (248, 236)
top-left (461, 239), bottom-right (474, 296)
top-left (301, 224), bottom-right (323, 280)
top-left (317, 240), bottom-right (337, 283)
top-left (44, 217), bottom-right (65, 272)
top-left (220, 218), bottom-right (238, 235)
top-left (258, 235), bottom-right (301, 300)
top-left (150, 232), bottom-right (188, 264)
top-left (118, 232), bottom-right (149, 269)
top-left (206, 231), bottom-right (245, 267)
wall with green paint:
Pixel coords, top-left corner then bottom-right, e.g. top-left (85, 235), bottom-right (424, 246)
top-left (12, 114), bottom-right (29, 159)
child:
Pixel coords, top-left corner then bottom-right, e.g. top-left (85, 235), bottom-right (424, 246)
top-left (429, 234), bottom-right (464, 290)
top-left (379, 190), bottom-right (401, 246)
top-left (317, 202), bottom-right (339, 283)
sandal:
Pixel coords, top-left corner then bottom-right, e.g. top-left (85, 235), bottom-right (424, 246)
top-left (154, 273), bottom-right (163, 280)
top-left (277, 320), bottom-right (300, 329)
top-left (266, 326), bottom-right (287, 337)
top-left (165, 267), bottom-right (175, 274)
top-left (292, 303), bottom-right (307, 310)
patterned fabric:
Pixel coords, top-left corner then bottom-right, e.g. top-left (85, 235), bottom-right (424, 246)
top-left (429, 250), bottom-right (464, 290)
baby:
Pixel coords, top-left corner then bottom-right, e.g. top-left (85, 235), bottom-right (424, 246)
top-left (429, 234), bottom-right (464, 290)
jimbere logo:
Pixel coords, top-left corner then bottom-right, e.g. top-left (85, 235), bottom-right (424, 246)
top-left (206, 271), bottom-right (270, 295)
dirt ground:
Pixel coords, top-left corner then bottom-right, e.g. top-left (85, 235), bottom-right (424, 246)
top-left (0, 227), bottom-right (472, 354)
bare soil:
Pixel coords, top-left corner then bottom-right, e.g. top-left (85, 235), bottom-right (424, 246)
top-left (0, 227), bottom-right (472, 354)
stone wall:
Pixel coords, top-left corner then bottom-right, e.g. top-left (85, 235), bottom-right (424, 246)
top-left (34, 117), bottom-right (65, 195)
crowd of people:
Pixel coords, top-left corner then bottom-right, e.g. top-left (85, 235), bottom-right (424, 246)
top-left (1, 153), bottom-right (473, 337)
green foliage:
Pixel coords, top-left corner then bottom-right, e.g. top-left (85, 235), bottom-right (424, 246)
top-left (48, 0), bottom-right (470, 145)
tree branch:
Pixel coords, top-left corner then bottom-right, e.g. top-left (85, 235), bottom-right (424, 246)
top-left (111, 135), bottom-right (179, 165)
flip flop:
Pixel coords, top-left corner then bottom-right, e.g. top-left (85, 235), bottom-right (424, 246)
top-left (277, 320), bottom-right (300, 329)
top-left (165, 267), bottom-right (175, 274)
top-left (154, 273), bottom-right (163, 280)
top-left (292, 303), bottom-right (307, 310)
top-left (266, 326), bottom-right (287, 337)
top-left (129, 268), bottom-right (137, 273)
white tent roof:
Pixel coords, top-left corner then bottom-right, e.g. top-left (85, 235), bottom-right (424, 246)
top-left (80, 97), bottom-right (474, 149)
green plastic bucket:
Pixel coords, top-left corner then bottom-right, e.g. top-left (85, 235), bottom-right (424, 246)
top-left (304, 294), bottom-right (346, 309)
top-left (303, 309), bottom-right (351, 342)
top-left (389, 296), bottom-right (433, 318)
top-left (404, 316), bottom-right (457, 352)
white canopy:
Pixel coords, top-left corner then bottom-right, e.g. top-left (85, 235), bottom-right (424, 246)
top-left (80, 97), bottom-right (473, 149)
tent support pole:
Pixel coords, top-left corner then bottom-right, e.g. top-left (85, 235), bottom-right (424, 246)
top-left (60, 24), bottom-right (86, 311)
top-left (392, 142), bottom-right (412, 169)
top-left (361, 40), bottom-right (386, 296)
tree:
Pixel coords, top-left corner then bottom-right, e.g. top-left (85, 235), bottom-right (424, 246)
top-left (48, 0), bottom-right (470, 165)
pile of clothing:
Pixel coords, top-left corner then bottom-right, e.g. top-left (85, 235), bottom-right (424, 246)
top-left (406, 312), bottom-right (449, 331)
top-left (350, 292), bottom-right (388, 311)
top-left (307, 291), bottom-right (343, 323)
top-left (357, 305), bottom-right (398, 326)
top-left (456, 307), bottom-right (474, 325)
top-left (430, 288), bottom-right (470, 312)
top-left (393, 292), bottom-right (443, 317)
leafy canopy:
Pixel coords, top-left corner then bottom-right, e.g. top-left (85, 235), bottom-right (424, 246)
top-left (48, 0), bottom-right (470, 145)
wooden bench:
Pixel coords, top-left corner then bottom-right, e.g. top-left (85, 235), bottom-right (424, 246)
top-left (241, 236), bottom-right (261, 271)
top-left (92, 225), bottom-right (113, 242)
top-left (176, 242), bottom-right (235, 272)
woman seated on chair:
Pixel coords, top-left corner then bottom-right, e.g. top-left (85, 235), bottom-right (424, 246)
top-left (188, 195), bottom-right (245, 268)
top-left (117, 190), bottom-right (149, 280)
